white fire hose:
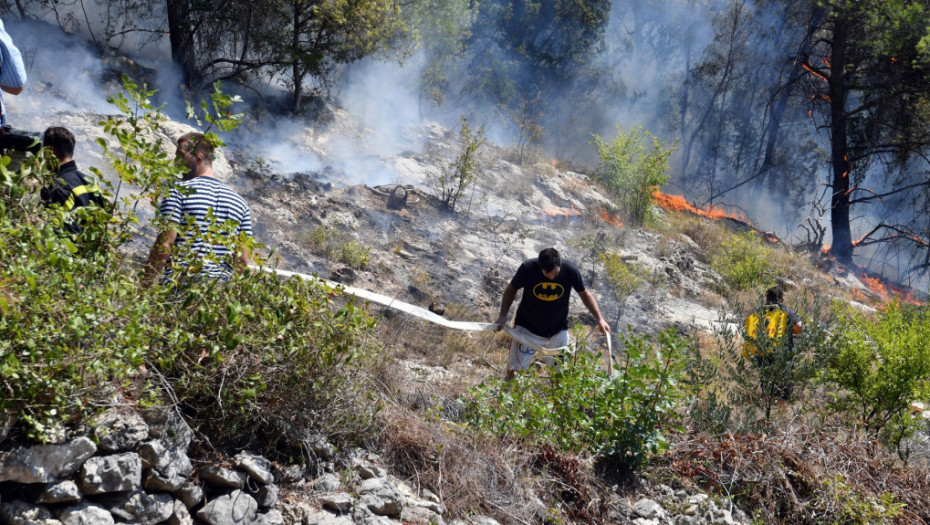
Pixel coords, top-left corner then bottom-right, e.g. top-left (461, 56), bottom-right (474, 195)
top-left (250, 264), bottom-right (615, 377)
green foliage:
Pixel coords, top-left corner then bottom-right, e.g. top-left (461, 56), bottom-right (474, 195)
top-left (818, 475), bottom-right (905, 524)
top-left (823, 302), bottom-right (930, 457)
top-left (709, 232), bottom-right (774, 294)
top-left (434, 116), bottom-right (487, 212)
top-left (305, 225), bottom-right (371, 269)
top-left (600, 250), bottom-right (649, 322)
top-left (0, 77), bottom-right (380, 449)
top-left (465, 328), bottom-right (688, 472)
top-left (591, 126), bottom-right (675, 225)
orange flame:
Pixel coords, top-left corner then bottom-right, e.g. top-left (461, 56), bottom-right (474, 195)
top-left (550, 159), bottom-right (558, 167)
top-left (800, 62), bottom-right (829, 83)
top-left (597, 207), bottom-right (624, 228)
top-left (539, 204), bottom-right (581, 219)
top-left (652, 192), bottom-right (748, 222)
top-left (860, 275), bottom-right (890, 301)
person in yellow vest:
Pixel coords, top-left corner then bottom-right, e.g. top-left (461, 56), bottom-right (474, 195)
top-left (743, 286), bottom-right (802, 400)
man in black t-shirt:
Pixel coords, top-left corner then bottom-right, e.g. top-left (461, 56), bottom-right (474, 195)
top-left (496, 247), bottom-right (610, 378)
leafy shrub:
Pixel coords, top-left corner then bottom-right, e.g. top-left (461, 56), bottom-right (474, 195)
top-left (0, 77), bottom-right (381, 450)
top-left (591, 125), bottom-right (675, 225)
top-left (465, 328), bottom-right (688, 472)
top-left (306, 225), bottom-right (371, 269)
top-left (600, 250), bottom-right (650, 324)
top-left (433, 115), bottom-right (486, 212)
top-left (824, 302), bottom-right (930, 457)
top-left (709, 231), bottom-right (774, 294)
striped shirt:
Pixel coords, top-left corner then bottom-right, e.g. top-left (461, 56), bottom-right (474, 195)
top-left (158, 176), bottom-right (252, 281)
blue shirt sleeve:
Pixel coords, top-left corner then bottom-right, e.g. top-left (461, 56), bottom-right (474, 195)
top-left (0, 19), bottom-right (26, 124)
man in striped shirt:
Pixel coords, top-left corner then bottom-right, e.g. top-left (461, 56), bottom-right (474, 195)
top-left (143, 132), bottom-right (252, 286)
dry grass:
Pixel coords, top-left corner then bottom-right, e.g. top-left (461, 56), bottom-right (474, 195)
top-left (660, 430), bottom-right (930, 524)
top-left (377, 408), bottom-right (546, 522)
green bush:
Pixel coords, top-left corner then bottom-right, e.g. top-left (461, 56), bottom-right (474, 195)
top-left (710, 232), bottom-right (774, 294)
top-left (306, 225), bottom-right (371, 269)
top-left (600, 250), bottom-right (650, 324)
top-left (824, 302), bottom-right (930, 457)
top-left (0, 77), bottom-right (381, 451)
top-left (433, 115), bottom-right (486, 212)
top-left (465, 328), bottom-right (688, 472)
top-left (591, 125), bottom-right (675, 225)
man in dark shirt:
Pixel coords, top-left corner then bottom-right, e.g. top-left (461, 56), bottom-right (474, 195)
top-left (40, 126), bottom-right (107, 234)
top-left (496, 247), bottom-right (610, 378)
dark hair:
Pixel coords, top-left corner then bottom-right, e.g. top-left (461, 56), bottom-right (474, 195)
top-left (178, 132), bottom-right (216, 164)
top-left (765, 286), bottom-right (784, 305)
top-left (538, 247), bottom-right (561, 272)
top-left (43, 126), bottom-right (76, 160)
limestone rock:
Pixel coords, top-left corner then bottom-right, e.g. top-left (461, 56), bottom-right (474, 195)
top-left (1, 499), bottom-right (56, 525)
top-left (196, 489), bottom-right (262, 525)
top-left (57, 502), bottom-right (115, 525)
top-left (320, 493), bottom-right (353, 513)
top-left (168, 499), bottom-right (193, 525)
top-left (105, 490), bottom-right (173, 525)
top-left (199, 465), bottom-right (248, 489)
top-left (235, 451), bottom-right (275, 485)
top-left (310, 474), bottom-right (342, 493)
top-left (357, 477), bottom-right (404, 517)
top-left (78, 453), bottom-right (142, 495)
top-left (37, 480), bottom-right (82, 504)
top-left (176, 481), bottom-right (203, 509)
top-left (0, 437), bottom-right (96, 484)
top-left (92, 410), bottom-right (149, 452)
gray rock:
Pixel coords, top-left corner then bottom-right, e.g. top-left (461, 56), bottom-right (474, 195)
top-left (353, 462), bottom-right (385, 481)
top-left (309, 474), bottom-right (342, 493)
top-left (1, 500), bottom-right (55, 525)
top-left (305, 435), bottom-right (335, 461)
top-left (632, 498), bottom-right (667, 521)
top-left (262, 509), bottom-right (285, 525)
top-left (278, 503), bottom-right (314, 525)
top-left (37, 480), bottom-right (82, 504)
top-left (143, 443), bottom-right (193, 492)
top-left (92, 410), bottom-right (149, 452)
top-left (0, 437), bottom-right (96, 483)
top-left (78, 453), bottom-right (141, 495)
top-left (138, 441), bottom-right (165, 469)
top-left (105, 490), bottom-right (173, 525)
top-left (401, 505), bottom-right (445, 525)
top-left (168, 500), bottom-right (193, 525)
top-left (196, 490), bottom-right (262, 525)
top-left (57, 503), bottom-right (115, 525)
top-left (176, 481), bottom-right (203, 509)
top-left (141, 408), bottom-right (194, 450)
top-left (256, 484), bottom-right (279, 508)
top-left (199, 465), bottom-right (248, 489)
top-left (320, 493), bottom-right (353, 514)
top-left (235, 451), bottom-right (275, 485)
top-left (357, 477), bottom-right (404, 517)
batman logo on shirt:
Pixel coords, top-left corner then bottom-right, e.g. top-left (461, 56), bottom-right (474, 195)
top-left (533, 282), bottom-right (565, 301)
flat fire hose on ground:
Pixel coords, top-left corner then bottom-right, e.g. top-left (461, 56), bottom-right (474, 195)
top-left (250, 264), bottom-right (615, 377)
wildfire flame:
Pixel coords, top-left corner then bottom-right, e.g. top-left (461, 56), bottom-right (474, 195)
top-left (651, 192), bottom-right (748, 222)
top-left (539, 204), bottom-right (581, 220)
top-left (597, 207), bottom-right (623, 228)
top-left (860, 275), bottom-right (890, 301)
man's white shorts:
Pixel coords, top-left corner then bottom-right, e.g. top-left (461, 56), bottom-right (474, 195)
top-left (507, 325), bottom-right (571, 373)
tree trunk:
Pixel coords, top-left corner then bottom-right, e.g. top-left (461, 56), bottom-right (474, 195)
top-left (829, 13), bottom-right (853, 262)
top-left (291, 3), bottom-right (303, 114)
top-left (166, 0), bottom-right (197, 85)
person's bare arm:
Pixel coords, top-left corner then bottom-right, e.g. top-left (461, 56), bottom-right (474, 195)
top-left (236, 245), bottom-right (251, 273)
top-left (495, 284), bottom-right (518, 331)
top-left (142, 230), bottom-right (177, 287)
top-left (578, 289), bottom-right (610, 334)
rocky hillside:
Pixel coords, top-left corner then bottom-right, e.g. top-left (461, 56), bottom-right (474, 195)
top-left (4, 64), bottom-right (930, 525)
